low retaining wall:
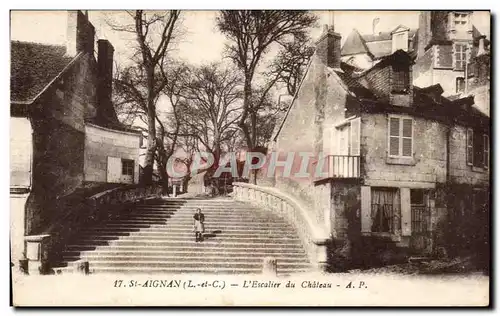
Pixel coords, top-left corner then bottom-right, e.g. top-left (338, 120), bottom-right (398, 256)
top-left (232, 182), bottom-right (330, 271)
top-left (23, 184), bottom-right (163, 275)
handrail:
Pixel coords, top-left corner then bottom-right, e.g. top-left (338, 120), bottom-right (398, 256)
top-left (232, 182), bottom-right (330, 270)
top-left (233, 182), bottom-right (329, 243)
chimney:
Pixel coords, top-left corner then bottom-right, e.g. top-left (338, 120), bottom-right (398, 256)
top-left (477, 35), bottom-right (487, 56)
top-left (97, 39), bottom-right (117, 124)
top-left (372, 18), bottom-right (380, 36)
top-left (66, 10), bottom-right (95, 57)
top-left (316, 19), bottom-right (342, 69)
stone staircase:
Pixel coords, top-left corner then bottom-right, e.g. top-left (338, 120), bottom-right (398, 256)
top-left (54, 198), bottom-right (312, 275)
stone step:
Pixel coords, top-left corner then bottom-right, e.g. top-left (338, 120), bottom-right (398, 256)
top-left (81, 227), bottom-right (296, 234)
top-left (65, 242), bottom-right (304, 252)
top-left (116, 215), bottom-right (284, 221)
top-left (77, 231), bottom-right (296, 239)
top-left (60, 260), bottom-right (311, 270)
top-left (62, 255), bottom-right (309, 264)
top-left (56, 266), bottom-right (309, 275)
top-left (63, 246), bottom-right (307, 256)
top-left (96, 223), bottom-right (292, 229)
top-left (62, 249), bottom-right (307, 258)
top-left (72, 235), bottom-right (301, 244)
top-left (69, 239), bottom-right (304, 248)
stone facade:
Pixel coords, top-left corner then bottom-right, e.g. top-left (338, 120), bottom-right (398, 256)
top-left (9, 11), bottom-right (142, 269)
top-left (267, 19), bottom-right (490, 270)
top-left (84, 124), bottom-right (141, 184)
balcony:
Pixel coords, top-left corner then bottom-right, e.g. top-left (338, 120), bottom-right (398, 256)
top-left (327, 155), bottom-right (360, 178)
top-left (323, 155), bottom-right (360, 179)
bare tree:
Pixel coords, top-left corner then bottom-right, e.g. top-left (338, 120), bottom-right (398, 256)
top-left (179, 63), bottom-right (243, 168)
top-left (216, 10), bottom-right (318, 182)
top-left (267, 40), bottom-right (315, 96)
top-left (109, 10), bottom-right (182, 185)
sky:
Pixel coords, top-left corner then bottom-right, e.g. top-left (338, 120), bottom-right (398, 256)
top-left (10, 10), bottom-right (491, 68)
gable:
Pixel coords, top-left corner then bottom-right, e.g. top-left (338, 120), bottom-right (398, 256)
top-left (11, 41), bottom-right (74, 102)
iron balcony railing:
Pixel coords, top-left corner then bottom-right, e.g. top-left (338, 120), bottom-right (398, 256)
top-left (325, 155), bottom-right (361, 179)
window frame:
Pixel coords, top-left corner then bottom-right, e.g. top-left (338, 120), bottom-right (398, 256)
top-left (391, 65), bottom-right (410, 94)
top-left (466, 128), bottom-right (474, 166)
top-left (456, 77), bottom-right (465, 93)
top-left (121, 159), bottom-right (135, 176)
top-left (387, 115), bottom-right (414, 159)
top-left (483, 134), bottom-right (489, 169)
top-left (454, 43), bottom-right (468, 71)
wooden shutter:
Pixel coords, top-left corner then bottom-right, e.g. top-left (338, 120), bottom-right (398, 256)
top-left (402, 118), bottom-right (413, 157)
top-left (484, 134), bottom-right (489, 168)
top-left (466, 128), bottom-right (473, 165)
top-left (107, 156), bottom-right (122, 183)
top-left (361, 186), bottom-right (372, 233)
top-left (389, 117), bottom-right (400, 156)
top-left (350, 117), bottom-right (361, 156)
top-left (400, 188), bottom-right (412, 236)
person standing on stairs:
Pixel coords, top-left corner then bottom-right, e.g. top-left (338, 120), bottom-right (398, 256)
top-left (193, 208), bottom-right (205, 242)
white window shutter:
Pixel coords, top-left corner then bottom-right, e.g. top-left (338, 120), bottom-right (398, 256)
top-left (361, 186), bottom-right (371, 233)
top-left (350, 117), bottom-right (361, 156)
top-left (389, 117), bottom-right (400, 156)
top-left (107, 156), bottom-right (122, 183)
top-left (400, 188), bottom-right (412, 236)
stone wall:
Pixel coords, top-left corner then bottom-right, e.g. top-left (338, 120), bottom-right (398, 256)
top-left (448, 125), bottom-right (489, 186)
top-left (413, 46), bottom-right (433, 88)
top-left (27, 53), bottom-right (96, 235)
top-left (84, 123), bottom-right (140, 184)
top-left (10, 117), bottom-right (32, 188)
top-left (361, 113), bottom-right (447, 188)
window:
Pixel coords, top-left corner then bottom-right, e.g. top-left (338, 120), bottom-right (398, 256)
top-left (456, 77), bottom-right (465, 93)
top-left (388, 116), bottom-right (413, 158)
top-left (371, 188), bottom-right (400, 233)
top-left (410, 189), bottom-right (425, 205)
top-left (453, 12), bottom-right (469, 33)
top-left (392, 32), bottom-right (407, 51)
top-left (483, 134), bottom-right (489, 169)
top-left (466, 128), bottom-right (489, 169)
top-left (454, 43), bottom-right (468, 70)
top-left (122, 159), bottom-right (134, 176)
top-left (392, 66), bottom-right (410, 93)
top-left (466, 128), bottom-right (473, 165)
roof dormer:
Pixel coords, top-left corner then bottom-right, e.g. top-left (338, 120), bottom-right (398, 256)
top-left (391, 25), bottom-right (410, 53)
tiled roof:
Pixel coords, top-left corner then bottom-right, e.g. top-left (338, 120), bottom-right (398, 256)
top-left (11, 41), bottom-right (74, 102)
top-left (341, 28), bottom-right (417, 60)
top-left (341, 29), bottom-right (371, 56)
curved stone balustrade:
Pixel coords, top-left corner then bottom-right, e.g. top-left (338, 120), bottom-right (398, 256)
top-left (24, 184), bottom-right (163, 274)
top-left (232, 182), bottom-right (330, 271)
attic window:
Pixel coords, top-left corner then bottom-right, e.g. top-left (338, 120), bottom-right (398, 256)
top-left (392, 65), bottom-right (410, 94)
top-left (456, 77), bottom-right (465, 93)
top-left (392, 32), bottom-right (407, 52)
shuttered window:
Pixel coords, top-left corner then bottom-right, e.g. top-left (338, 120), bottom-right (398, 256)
top-left (454, 43), bottom-right (468, 70)
top-left (388, 116), bottom-right (413, 158)
top-left (350, 117), bottom-right (361, 156)
top-left (466, 128), bottom-right (473, 165)
top-left (484, 134), bottom-right (489, 169)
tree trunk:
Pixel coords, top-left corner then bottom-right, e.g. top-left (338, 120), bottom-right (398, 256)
top-left (142, 70), bottom-right (157, 185)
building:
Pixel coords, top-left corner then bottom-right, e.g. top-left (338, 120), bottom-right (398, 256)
top-left (270, 22), bottom-right (490, 268)
top-left (341, 23), bottom-right (417, 70)
top-left (413, 11), bottom-right (490, 115)
top-left (10, 11), bottom-right (141, 267)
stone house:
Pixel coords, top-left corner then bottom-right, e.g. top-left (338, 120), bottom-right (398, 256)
top-left (10, 11), bottom-right (141, 267)
top-left (413, 11), bottom-right (490, 115)
top-left (341, 24), bottom-right (417, 70)
top-left (270, 22), bottom-right (490, 267)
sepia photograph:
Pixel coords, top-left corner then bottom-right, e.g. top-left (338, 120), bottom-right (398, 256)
top-left (9, 9), bottom-right (491, 306)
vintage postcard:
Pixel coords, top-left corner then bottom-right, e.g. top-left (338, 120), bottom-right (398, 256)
top-left (10, 10), bottom-right (490, 306)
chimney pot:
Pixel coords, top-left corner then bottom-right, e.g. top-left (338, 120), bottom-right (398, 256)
top-left (96, 39), bottom-right (117, 125)
top-left (66, 10), bottom-right (95, 56)
top-left (477, 35), bottom-right (486, 56)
